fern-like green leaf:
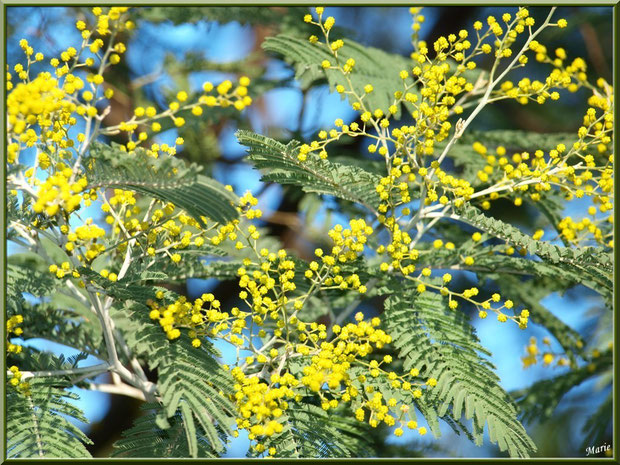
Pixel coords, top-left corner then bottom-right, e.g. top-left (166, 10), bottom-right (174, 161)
top-left (513, 350), bottom-right (611, 424)
top-left (7, 262), bottom-right (55, 314)
top-left (259, 403), bottom-right (373, 458)
top-left (86, 142), bottom-right (238, 225)
top-left (580, 391), bottom-right (612, 451)
top-left (154, 337), bottom-right (236, 456)
top-left (384, 288), bottom-right (537, 458)
top-left (236, 130), bottom-right (381, 213)
top-left (455, 205), bottom-right (613, 293)
top-left (263, 34), bottom-right (414, 115)
top-left (7, 378), bottom-right (93, 458)
top-left (110, 297), bottom-right (236, 457)
top-left (112, 403), bottom-right (220, 457)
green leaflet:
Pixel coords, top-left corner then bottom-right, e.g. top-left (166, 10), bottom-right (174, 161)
top-left (384, 288), bottom-right (537, 458)
top-left (86, 142), bottom-right (238, 225)
top-left (263, 34), bottom-right (414, 116)
top-left (7, 378), bottom-right (93, 458)
top-left (155, 338), bottom-right (236, 457)
top-left (513, 351), bottom-right (611, 424)
top-left (458, 205), bottom-right (612, 268)
top-left (236, 130), bottom-right (382, 212)
top-left (469, 248), bottom-right (610, 301)
top-left (112, 403), bottom-right (220, 458)
top-left (456, 205), bottom-right (613, 293)
top-left (7, 260), bottom-right (104, 351)
top-left (110, 298), bottom-right (236, 457)
top-left (85, 267), bottom-right (236, 458)
top-left (458, 130), bottom-right (574, 151)
top-left (79, 267), bottom-right (158, 303)
top-left (580, 392), bottom-right (612, 451)
top-left (258, 403), bottom-right (373, 458)
top-left (7, 262), bottom-right (55, 315)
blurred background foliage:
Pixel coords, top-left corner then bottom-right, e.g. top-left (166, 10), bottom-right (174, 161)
top-left (6, 5), bottom-right (613, 458)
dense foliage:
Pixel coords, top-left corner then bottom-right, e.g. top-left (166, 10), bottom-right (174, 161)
top-left (6, 6), bottom-right (613, 458)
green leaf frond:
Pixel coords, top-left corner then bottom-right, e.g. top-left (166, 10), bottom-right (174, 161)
top-left (86, 142), bottom-right (238, 225)
top-left (236, 130), bottom-right (382, 213)
top-left (7, 377), bottom-right (93, 458)
top-left (384, 289), bottom-right (537, 458)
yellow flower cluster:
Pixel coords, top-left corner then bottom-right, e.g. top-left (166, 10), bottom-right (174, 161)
top-left (497, 42), bottom-right (588, 105)
top-left (32, 169), bottom-right (87, 217)
top-left (7, 72), bottom-right (69, 140)
top-left (7, 315), bottom-right (24, 355)
top-left (102, 194), bottom-right (211, 267)
top-left (140, 198), bottom-right (437, 453)
top-left (301, 315), bottom-right (391, 393)
top-left (377, 223), bottom-right (417, 272)
top-left (231, 368), bottom-right (296, 443)
top-left (148, 292), bottom-right (236, 343)
top-left (121, 76), bottom-right (252, 155)
top-left (521, 337), bottom-right (569, 368)
top-left (558, 215), bottom-right (605, 245)
top-left (376, 163), bottom-right (415, 214)
top-left (238, 252), bottom-right (297, 319)
top-left (91, 6), bottom-right (132, 37)
top-left (65, 219), bottom-right (106, 260)
top-left (7, 366), bottom-right (30, 394)
top-left (305, 219), bottom-right (373, 294)
top-left (48, 261), bottom-right (80, 280)
top-left (468, 90), bottom-right (613, 220)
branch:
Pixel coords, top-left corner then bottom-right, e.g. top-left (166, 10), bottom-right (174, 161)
top-left (8, 363), bottom-right (111, 381)
top-left (87, 381), bottom-right (158, 402)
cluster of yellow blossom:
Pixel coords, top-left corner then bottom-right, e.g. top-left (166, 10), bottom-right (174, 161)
top-left (466, 93), bottom-right (612, 247)
top-left (376, 162), bottom-right (416, 215)
top-left (377, 222), bottom-right (416, 272)
top-left (6, 4), bottom-right (612, 458)
top-left (7, 4), bottom-right (254, 267)
top-left (120, 76), bottom-right (252, 155)
top-left (300, 315), bottom-right (392, 394)
top-left (302, 220), bottom-right (373, 295)
top-left (6, 316), bottom-right (28, 393)
top-left (409, 7), bottom-right (425, 46)
top-left (62, 219), bottom-right (107, 260)
top-left (7, 72), bottom-right (70, 143)
top-left (226, 309), bottom-right (435, 455)
top-left (389, 233), bottom-right (531, 327)
top-left (231, 368), bottom-right (295, 444)
top-left (32, 169), bottom-right (87, 217)
top-left (521, 337), bottom-right (569, 368)
top-left (238, 252), bottom-right (297, 319)
top-left (48, 261), bottom-right (81, 280)
top-left (148, 292), bottom-right (237, 344)
top-left (558, 215), bottom-right (605, 245)
top-left (496, 41), bottom-right (593, 105)
top-left (7, 366), bottom-right (30, 394)
top-left (105, 195), bottom-right (211, 267)
top-left (90, 6), bottom-right (133, 36)
top-left (469, 86), bottom-right (612, 219)
top-left (296, 5), bottom-right (597, 260)
top-left (7, 315), bottom-right (24, 355)
top-left (138, 195), bottom-right (438, 454)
